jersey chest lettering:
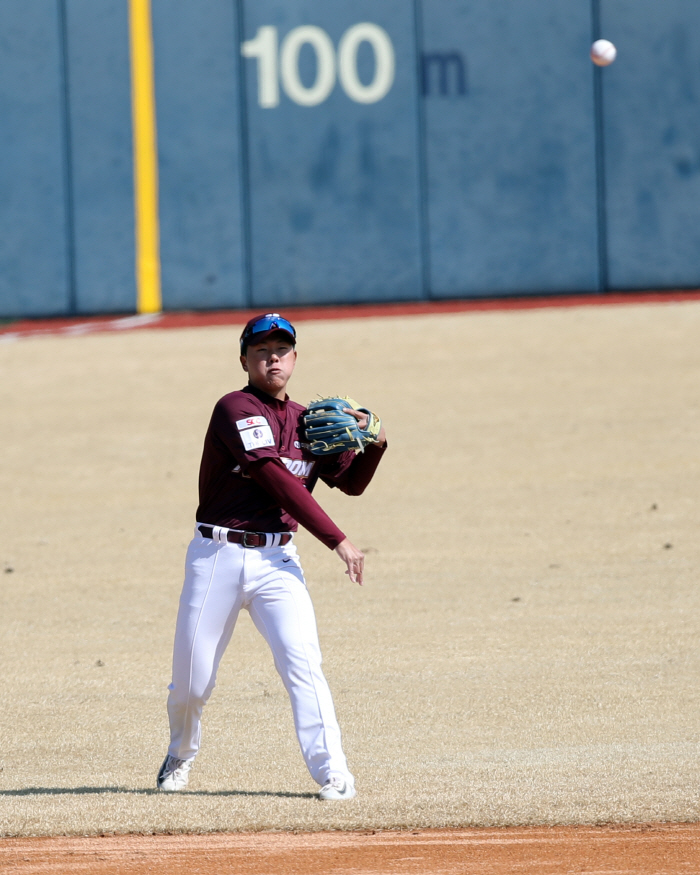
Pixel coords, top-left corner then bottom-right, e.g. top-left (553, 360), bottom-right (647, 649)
top-left (281, 457), bottom-right (314, 478)
top-left (231, 456), bottom-right (315, 481)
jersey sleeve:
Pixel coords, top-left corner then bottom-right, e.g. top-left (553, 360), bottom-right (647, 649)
top-left (249, 457), bottom-right (346, 549)
top-left (316, 442), bottom-right (387, 496)
top-left (209, 393), bottom-right (280, 466)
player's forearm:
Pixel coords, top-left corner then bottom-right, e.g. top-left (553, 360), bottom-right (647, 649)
top-left (329, 441), bottom-right (387, 496)
top-left (249, 458), bottom-right (346, 549)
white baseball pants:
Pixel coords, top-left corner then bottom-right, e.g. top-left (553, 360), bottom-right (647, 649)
top-left (166, 528), bottom-right (353, 788)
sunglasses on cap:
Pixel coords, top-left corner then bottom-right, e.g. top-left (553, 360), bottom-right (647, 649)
top-left (239, 314), bottom-right (296, 353)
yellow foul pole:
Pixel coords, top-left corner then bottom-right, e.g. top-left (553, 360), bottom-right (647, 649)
top-left (129, 0), bottom-right (162, 314)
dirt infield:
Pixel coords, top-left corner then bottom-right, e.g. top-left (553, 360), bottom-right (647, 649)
top-left (3, 824), bottom-right (700, 874)
top-left (1, 299), bottom-right (700, 840)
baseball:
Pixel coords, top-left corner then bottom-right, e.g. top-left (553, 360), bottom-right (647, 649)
top-left (591, 39), bottom-right (617, 66)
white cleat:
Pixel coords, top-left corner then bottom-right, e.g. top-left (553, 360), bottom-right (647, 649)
top-left (318, 777), bottom-right (356, 801)
top-left (157, 755), bottom-right (194, 792)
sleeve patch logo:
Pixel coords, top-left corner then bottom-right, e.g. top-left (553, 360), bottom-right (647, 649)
top-left (240, 423), bottom-right (274, 451)
top-left (236, 416), bottom-right (268, 429)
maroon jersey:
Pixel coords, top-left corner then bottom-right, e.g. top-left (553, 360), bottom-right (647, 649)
top-left (196, 385), bottom-right (386, 548)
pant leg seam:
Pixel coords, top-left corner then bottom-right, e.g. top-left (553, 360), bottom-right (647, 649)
top-left (172, 544), bottom-right (221, 759)
top-left (253, 574), bottom-right (342, 785)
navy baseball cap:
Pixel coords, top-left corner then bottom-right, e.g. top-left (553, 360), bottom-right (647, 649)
top-left (240, 313), bottom-right (296, 353)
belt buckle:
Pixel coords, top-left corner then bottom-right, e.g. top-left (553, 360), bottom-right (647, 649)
top-left (241, 531), bottom-right (260, 548)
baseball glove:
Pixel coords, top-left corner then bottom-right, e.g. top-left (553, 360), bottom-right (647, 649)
top-left (303, 396), bottom-right (382, 455)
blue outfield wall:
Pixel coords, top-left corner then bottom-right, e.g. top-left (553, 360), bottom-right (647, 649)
top-left (1, 0), bottom-right (700, 318)
top-left (152, 0), bottom-right (247, 311)
top-left (0, 1), bottom-right (71, 317)
top-left (65, 0), bottom-right (136, 314)
top-left (421, 0), bottom-right (600, 297)
top-left (602, 0), bottom-right (700, 289)
top-left (241, 1), bottom-right (424, 307)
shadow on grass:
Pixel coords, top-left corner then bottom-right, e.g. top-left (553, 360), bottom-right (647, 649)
top-left (0, 787), bottom-right (317, 799)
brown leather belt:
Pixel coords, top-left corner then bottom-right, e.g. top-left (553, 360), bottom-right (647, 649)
top-left (197, 525), bottom-right (292, 548)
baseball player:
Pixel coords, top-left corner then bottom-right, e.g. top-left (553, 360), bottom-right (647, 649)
top-left (157, 313), bottom-right (387, 800)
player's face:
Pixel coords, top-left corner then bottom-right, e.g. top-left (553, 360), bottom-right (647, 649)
top-left (241, 335), bottom-right (297, 399)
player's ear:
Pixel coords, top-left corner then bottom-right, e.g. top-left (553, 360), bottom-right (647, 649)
top-left (240, 354), bottom-right (248, 372)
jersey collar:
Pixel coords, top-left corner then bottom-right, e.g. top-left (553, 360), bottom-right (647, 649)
top-left (244, 383), bottom-right (290, 409)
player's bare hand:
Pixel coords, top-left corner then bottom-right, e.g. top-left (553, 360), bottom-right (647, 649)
top-left (343, 408), bottom-right (387, 447)
top-left (334, 538), bottom-right (365, 586)
top-left (343, 407), bottom-right (369, 429)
